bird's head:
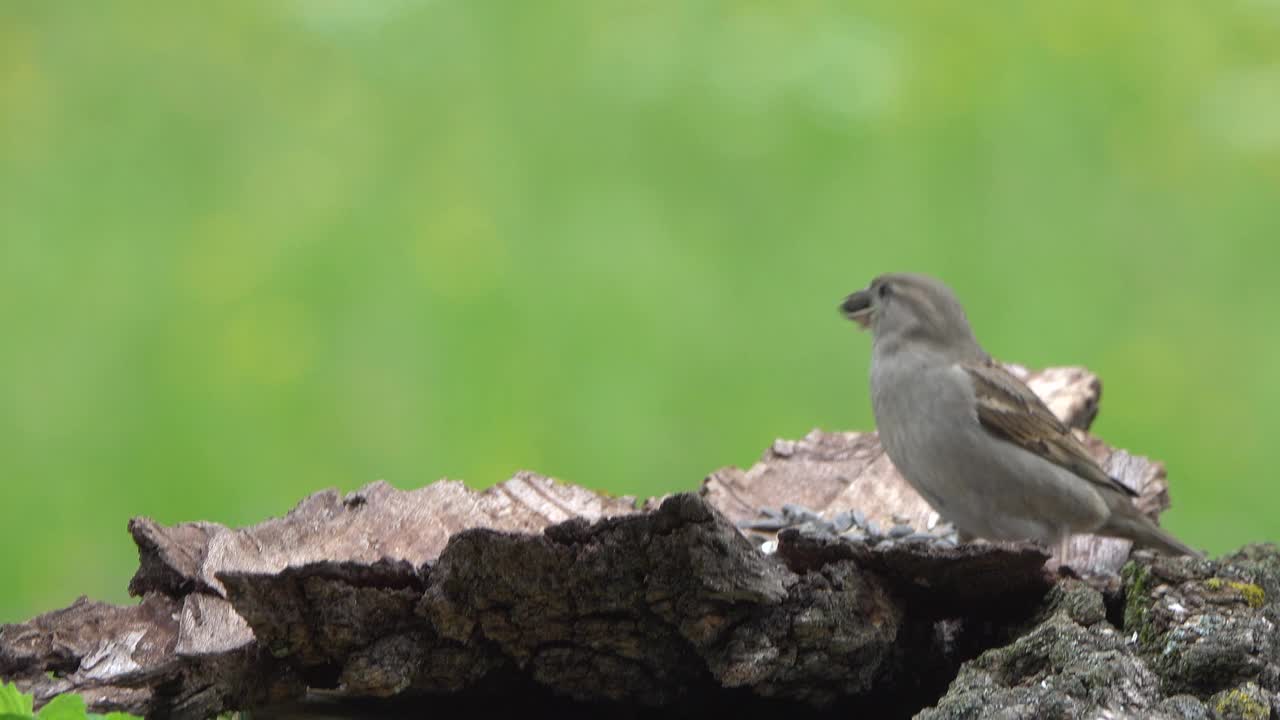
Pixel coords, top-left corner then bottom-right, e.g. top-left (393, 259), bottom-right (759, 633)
top-left (840, 273), bottom-right (983, 358)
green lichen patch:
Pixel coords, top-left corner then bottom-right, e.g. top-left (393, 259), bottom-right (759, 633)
top-left (1211, 682), bottom-right (1271, 720)
top-left (1228, 581), bottom-right (1265, 609)
top-left (1204, 577), bottom-right (1266, 609)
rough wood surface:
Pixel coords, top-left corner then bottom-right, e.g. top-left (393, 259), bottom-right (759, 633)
top-left (130, 471), bottom-right (640, 599)
top-left (3, 487), bottom-right (1063, 718)
top-left (3, 472), bottom-right (640, 718)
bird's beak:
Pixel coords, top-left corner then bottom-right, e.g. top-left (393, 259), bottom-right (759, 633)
top-left (840, 289), bottom-right (874, 330)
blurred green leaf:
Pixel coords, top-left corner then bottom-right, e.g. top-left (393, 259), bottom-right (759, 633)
top-left (34, 695), bottom-right (83, 720)
top-left (0, 684), bottom-right (33, 715)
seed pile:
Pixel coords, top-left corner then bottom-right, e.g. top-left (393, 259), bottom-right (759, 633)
top-left (739, 504), bottom-right (959, 554)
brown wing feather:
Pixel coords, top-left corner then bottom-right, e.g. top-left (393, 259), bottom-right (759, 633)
top-left (962, 361), bottom-right (1137, 498)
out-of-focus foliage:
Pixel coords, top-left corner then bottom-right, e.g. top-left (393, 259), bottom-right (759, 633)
top-left (3, 1), bottom-right (1278, 623)
top-left (0, 682), bottom-right (137, 719)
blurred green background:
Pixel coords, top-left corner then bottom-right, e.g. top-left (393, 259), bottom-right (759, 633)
top-left (3, 1), bottom-right (1278, 623)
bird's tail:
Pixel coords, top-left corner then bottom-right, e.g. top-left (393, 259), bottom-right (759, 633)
top-left (1099, 503), bottom-right (1204, 558)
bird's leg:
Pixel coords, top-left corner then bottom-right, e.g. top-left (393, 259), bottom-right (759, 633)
top-left (1057, 535), bottom-right (1074, 572)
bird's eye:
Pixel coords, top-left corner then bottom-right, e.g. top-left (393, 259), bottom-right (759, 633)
top-left (878, 283), bottom-right (892, 299)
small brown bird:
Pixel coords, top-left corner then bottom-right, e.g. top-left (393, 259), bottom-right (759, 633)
top-left (841, 272), bottom-right (1201, 558)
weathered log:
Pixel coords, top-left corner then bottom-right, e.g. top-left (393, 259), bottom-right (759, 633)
top-left (1, 365), bottom-right (1272, 720)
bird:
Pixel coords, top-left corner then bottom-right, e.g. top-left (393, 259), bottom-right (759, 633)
top-left (839, 272), bottom-right (1201, 558)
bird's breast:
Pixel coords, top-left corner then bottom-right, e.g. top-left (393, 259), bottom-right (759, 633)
top-left (867, 352), bottom-right (1108, 543)
top-left (869, 355), bottom-right (977, 488)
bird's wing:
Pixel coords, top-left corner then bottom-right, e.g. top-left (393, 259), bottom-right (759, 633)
top-left (961, 360), bottom-right (1137, 498)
